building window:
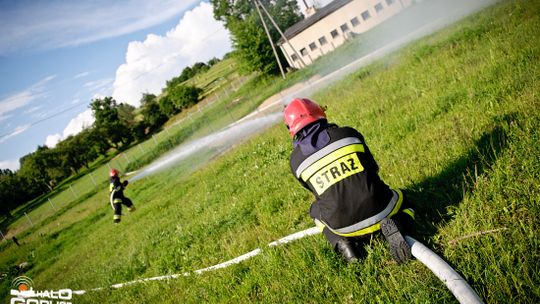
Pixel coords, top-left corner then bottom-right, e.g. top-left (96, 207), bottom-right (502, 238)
top-left (361, 10), bottom-right (371, 21)
top-left (330, 29), bottom-right (339, 38)
top-left (374, 3), bottom-right (384, 13)
top-left (340, 23), bottom-right (349, 32)
top-left (291, 54), bottom-right (298, 61)
top-left (351, 17), bottom-right (360, 27)
top-left (319, 36), bottom-right (328, 45)
top-left (300, 48), bottom-right (308, 56)
top-left (309, 42), bottom-right (317, 51)
top-left (385, 0), bottom-right (395, 5)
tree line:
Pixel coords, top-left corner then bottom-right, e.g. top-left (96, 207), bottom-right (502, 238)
top-left (0, 59), bottom-right (218, 218)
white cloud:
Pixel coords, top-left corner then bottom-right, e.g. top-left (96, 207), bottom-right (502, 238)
top-left (43, 109), bottom-right (95, 149)
top-left (112, 1), bottom-right (232, 106)
top-left (0, 124), bottom-right (31, 143)
top-left (74, 71), bottom-right (91, 79)
top-left (0, 159), bottom-right (20, 171)
top-left (45, 133), bottom-right (62, 148)
top-left (0, 0), bottom-right (201, 55)
top-left (0, 75), bottom-right (55, 117)
top-left (43, 109), bottom-right (94, 150)
top-left (62, 109), bottom-right (95, 138)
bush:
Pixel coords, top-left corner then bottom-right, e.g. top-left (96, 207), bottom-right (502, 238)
top-left (169, 85), bottom-right (203, 111)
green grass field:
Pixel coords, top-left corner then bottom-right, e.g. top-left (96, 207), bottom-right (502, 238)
top-left (1, 0), bottom-right (539, 302)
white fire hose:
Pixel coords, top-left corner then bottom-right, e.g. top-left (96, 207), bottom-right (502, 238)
top-left (405, 235), bottom-right (484, 304)
top-left (72, 228), bottom-right (483, 304)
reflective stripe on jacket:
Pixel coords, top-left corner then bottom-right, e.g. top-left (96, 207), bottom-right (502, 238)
top-left (315, 189), bottom-right (404, 236)
top-left (290, 125), bottom-right (394, 232)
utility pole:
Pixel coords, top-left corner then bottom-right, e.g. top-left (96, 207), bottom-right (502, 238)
top-left (253, 0), bottom-right (286, 79)
top-left (255, 0), bottom-right (307, 68)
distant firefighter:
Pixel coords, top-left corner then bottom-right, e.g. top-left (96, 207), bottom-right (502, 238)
top-left (109, 169), bottom-right (135, 223)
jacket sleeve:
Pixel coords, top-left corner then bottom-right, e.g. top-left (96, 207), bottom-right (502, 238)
top-left (290, 159), bottom-right (311, 191)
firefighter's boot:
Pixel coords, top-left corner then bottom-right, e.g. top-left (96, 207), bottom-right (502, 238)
top-left (335, 239), bottom-right (360, 263)
top-left (380, 218), bottom-right (411, 264)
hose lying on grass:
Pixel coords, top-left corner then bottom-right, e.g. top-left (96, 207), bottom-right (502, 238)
top-left (405, 236), bottom-right (483, 304)
top-left (72, 228), bottom-right (483, 304)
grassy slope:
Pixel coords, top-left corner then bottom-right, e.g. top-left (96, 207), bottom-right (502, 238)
top-left (2, 0), bottom-right (539, 302)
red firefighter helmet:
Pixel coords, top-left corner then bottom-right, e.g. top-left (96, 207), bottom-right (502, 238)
top-left (283, 98), bottom-right (327, 137)
top-left (109, 169), bottom-right (119, 177)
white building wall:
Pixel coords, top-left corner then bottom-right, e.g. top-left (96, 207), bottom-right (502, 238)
top-left (281, 0), bottom-right (413, 69)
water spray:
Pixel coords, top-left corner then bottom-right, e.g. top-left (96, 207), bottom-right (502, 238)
top-left (129, 113), bottom-right (282, 181)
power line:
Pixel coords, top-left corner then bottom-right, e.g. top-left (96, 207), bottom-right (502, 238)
top-left (0, 101), bottom-right (88, 139)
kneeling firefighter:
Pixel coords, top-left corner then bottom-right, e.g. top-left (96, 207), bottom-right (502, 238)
top-left (284, 98), bottom-right (415, 263)
top-left (109, 169), bottom-right (135, 223)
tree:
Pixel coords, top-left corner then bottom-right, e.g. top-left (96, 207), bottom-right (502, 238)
top-left (142, 102), bottom-right (167, 131)
top-left (140, 94), bottom-right (167, 133)
top-left (90, 97), bottom-right (132, 149)
top-left (18, 146), bottom-right (62, 192)
top-left (0, 170), bottom-right (29, 217)
top-left (168, 85), bottom-right (202, 111)
top-left (208, 57), bottom-right (221, 66)
top-left (117, 103), bottom-right (136, 129)
top-left (56, 131), bottom-right (98, 173)
top-left (132, 121), bottom-right (148, 141)
top-left (192, 62), bottom-right (210, 74)
top-left (178, 66), bottom-right (194, 83)
top-left (140, 93), bottom-right (158, 107)
top-left (210, 0), bottom-right (302, 74)
top-left (86, 127), bottom-right (111, 155)
top-left (229, 14), bottom-right (277, 74)
top-left (158, 95), bottom-right (178, 117)
top-left (90, 96), bottom-right (119, 124)
top-left (159, 82), bottom-right (202, 117)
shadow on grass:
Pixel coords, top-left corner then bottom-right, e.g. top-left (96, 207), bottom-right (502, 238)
top-left (406, 113), bottom-right (517, 244)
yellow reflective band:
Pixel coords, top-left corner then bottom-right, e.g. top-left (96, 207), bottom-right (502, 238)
top-left (402, 208), bottom-right (415, 220)
top-left (300, 144), bottom-right (365, 181)
top-left (327, 189), bottom-right (404, 237)
top-left (113, 199), bottom-right (122, 204)
top-left (113, 215), bottom-right (121, 219)
top-left (309, 153), bottom-right (364, 195)
top-left (109, 184), bottom-right (114, 192)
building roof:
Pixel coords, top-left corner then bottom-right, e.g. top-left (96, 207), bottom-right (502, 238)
top-left (278, 0), bottom-right (352, 44)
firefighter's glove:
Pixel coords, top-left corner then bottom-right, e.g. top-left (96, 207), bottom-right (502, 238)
top-left (123, 180), bottom-right (129, 187)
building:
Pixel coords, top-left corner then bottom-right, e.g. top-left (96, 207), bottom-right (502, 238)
top-left (278, 0), bottom-right (413, 69)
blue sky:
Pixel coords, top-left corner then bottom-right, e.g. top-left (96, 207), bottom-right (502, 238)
top-left (0, 0), bottom-right (325, 171)
top-left (0, 0), bottom-right (236, 171)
